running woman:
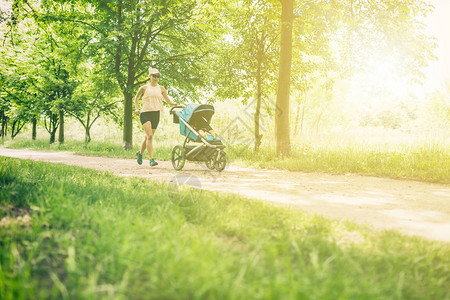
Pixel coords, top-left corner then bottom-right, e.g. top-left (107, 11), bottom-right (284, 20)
top-left (134, 67), bottom-right (182, 166)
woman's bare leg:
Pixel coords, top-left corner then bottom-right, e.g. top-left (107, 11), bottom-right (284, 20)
top-left (142, 122), bottom-right (157, 159)
top-left (140, 138), bottom-right (146, 156)
top-left (149, 129), bottom-right (157, 157)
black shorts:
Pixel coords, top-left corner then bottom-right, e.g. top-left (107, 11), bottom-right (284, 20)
top-left (140, 111), bottom-right (160, 129)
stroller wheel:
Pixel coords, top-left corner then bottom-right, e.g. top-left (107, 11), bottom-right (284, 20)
top-left (215, 150), bottom-right (227, 172)
top-left (205, 154), bottom-right (216, 170)
top-left (171, 145), bottom-right (186, 171)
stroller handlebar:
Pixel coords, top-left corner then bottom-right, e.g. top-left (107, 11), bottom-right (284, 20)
top-left (170, 106), bottom-right (184, 114)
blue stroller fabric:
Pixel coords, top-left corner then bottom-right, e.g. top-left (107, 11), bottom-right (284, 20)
top-left (178, 104), bottom-right (221, 142)
top-left (178, 103), bottom-right (201, 122)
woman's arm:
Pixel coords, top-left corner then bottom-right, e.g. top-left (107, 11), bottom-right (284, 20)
top-left (161, 86), bottom-right (180, 107)
top-left (134, 86), bottom-right (145, 115)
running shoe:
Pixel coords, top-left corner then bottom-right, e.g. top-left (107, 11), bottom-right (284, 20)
top-left (136, 151), bottom-right (143, 165)
top-left (149, 158), bottom-right (158, 167)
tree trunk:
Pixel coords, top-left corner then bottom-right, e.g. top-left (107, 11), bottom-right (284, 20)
top-left (123, 32), bottom-right (139, 150)
top-left (11, 120), bottom-right (24, 138)
top-left (50, 131), bottom-right (55, 144)
top-left (1, 110), bottom-right (8, 139)
top-left (122, 90), bottom-right (133, 150)
top-left (293, 98), bottom-right (301, 136)
top-left (85, 114), bottom-right (91, 143)
top-left (49, 113), bottom-right (58, 144)
top-left (32, 118), bottom-right (37, 140)
top-left (275, 0), bottom-right (294, 157)
top-left (11, 121), bottom-right (16, 139)
top-left (314, 110), bottom-right (324, 136)
top-left (254, 53), bottom-right (263, 153)
top-left (85, 126), bottom-right (91, 143)
top-left (58, 109), bottom-right (64, 144)
top-left (115, 0), bottom-right (134, 151)
top-left (0, 109), bottom-right (3, 138)
top-left (300, 98), bottom-right (306, 135)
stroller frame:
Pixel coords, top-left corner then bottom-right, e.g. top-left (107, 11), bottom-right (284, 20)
top-left (170, 105), bottom-right (227, 171)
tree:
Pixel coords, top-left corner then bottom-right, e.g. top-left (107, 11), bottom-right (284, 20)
top-left (1, 0), bottom-right (78, 143)
top-left (335, 0), bottom-right (436, 80)
top-left (274, 0), bottom-right (436, 156)
top-left (424, 83), bottom-right (450, 130)
top-left (68, 70), bottom-right (120, 142)
top-left (210, 0), bottom-right (280, 153)
top-left (0, 70), bottom-right (41, 139)
top-left (0, 46), bottom-right (40, 140)
top-left (33, 45), bottom-right (76, 144)
top-left (35, 0), bottom-right (213, 150)
top-left (275, 0), bottom-right (294, 157)
top-left (0, 87), bottom-right (11, 139)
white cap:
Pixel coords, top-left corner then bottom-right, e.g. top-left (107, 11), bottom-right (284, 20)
top-left (148, 67), bottom-right (160, 75)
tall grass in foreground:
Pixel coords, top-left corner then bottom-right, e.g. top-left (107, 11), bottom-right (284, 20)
top-left (1, 157), bottom-right (449, 299)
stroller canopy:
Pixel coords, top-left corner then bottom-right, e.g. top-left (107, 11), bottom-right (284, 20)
top-left (178, 103), bottom-right (215, 124)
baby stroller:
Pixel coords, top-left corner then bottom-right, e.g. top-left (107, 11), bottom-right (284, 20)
top-left (170, 104), bottom-right (227, 171)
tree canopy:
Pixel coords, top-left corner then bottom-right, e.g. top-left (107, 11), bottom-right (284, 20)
top-left (0, 0), bottom-right (438, 153)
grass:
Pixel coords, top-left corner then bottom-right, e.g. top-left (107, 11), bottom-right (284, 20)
top-left (227, 142), bottom-right (450, 184)
top-left (1, 157), bottom-right (450, 299)
top-left (3, 109), bottom-right (448, 183)
top-left (2, 136), bottom-right (449, 183)
top-left (1, 138), bottom-right (174, 161)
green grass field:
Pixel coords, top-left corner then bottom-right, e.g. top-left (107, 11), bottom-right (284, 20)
top-left (1, 157), bottom-right (449, 299)
top-left (231, 142), bottom-right (450, 183)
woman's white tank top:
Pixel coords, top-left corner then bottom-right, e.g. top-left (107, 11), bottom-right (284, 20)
top-left (142, 84), bottom-right (164, 112)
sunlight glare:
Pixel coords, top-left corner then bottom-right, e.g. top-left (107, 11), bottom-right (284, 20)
top-left (345, 52), bottom-right (413, 113)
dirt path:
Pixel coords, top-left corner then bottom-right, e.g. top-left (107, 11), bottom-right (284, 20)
top-left (1, 147), bottom-right (449, 242)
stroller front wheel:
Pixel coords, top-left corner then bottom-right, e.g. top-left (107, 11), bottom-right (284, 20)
top-left (206, 154), bottom-right (216, 170)
top-left (171, 145), bottom-right (186, 171)
top-left (215, 150), bottom-right (227, 172)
